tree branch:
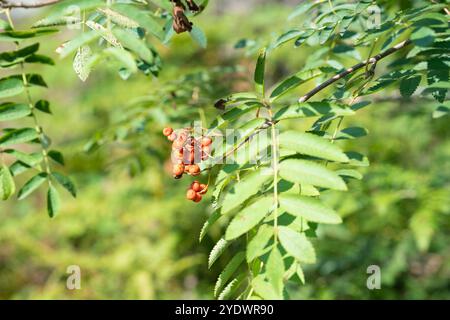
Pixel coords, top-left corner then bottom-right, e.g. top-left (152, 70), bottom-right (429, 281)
top-left (298, 39), bottom-right (412, 102)
top-left (0, 0), bottom-right (60, 9)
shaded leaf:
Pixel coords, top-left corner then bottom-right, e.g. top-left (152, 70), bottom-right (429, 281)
top-left (208, 238), bottom-right (229, 269)
top-left (47, 184), bottom-right (60, 218)
top-left (190, 26), bottom-right (207, 48)
top-left (0, 165), bottom-right (15, 200)
top-left (214, 251), bottom-right (245, 296)
top-left (254, 48), bottom-right (266, 96)
top-left (0, 128), bottom-right (39, 147)
top-left (52, 172), bottom-right (76, 197)
top-left (0, 103), bottom-right (30, 121)
top-left (0, 78), bottom-right (23, 98)
top-left (17, 173), bottom-right (47, 200)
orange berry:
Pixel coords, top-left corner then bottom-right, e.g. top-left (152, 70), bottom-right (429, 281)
top-left (173, 164), bottom-right (184, 176)
top-left (193, 193), bottom-right (202, 202)
top-left (189, 164), bottom-right (200, 176)
top-left (163, 127), bottom-right (173, 136)
top-left (174, 148), bottom-right (183, 159)
top-left (168, 132), bottom-right (177, 142)
top-left (177, 133), bottom-right (188, 144)
top-left (191, 181), bottom-right (201, 192)
top-left (198, 185), bottom-right (208, 195)
top-left (201, 137), bottom-right (212, 146)
top-left (186, 189), bottom-right (196, 200)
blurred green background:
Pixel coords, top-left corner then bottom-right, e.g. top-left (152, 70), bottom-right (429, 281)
top-left (0, 1), bottom-right (449, 299)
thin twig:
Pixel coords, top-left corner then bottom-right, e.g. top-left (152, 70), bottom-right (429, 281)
top-left (298, 40), bottom-right (412, 102)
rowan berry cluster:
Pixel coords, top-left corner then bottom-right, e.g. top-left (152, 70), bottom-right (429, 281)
top-left (186, 180), bottom-right (208, 202)
top-left (163, 127), bottom-right (212, 202)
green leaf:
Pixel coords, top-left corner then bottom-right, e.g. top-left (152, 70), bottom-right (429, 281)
top-left (0, 165), bottom-right (15, 200)
top-left (57, 31), bottom-right (100, 58)
top-left (0, 128), bottom-right (39, 147)
top-left (336, 169), bottom-right (363, 180)
top-left (247, 224), bottom-right (273, 262)
top-left (270, 72), bottom-right (316, 101)
top-left (422, 81), bottom-right (450, 97)
top-left (432, 101), bottom-right (450, 119)
top-left (3, 149), bottom-right (42, 166)
top-left (0, 29), bottom-right (58, 41)
top-left (190, 26), bottom-right (207, 48)
top-left (221, 168), bottom-right (271, 214)
top-left (35, 100), bottom-right (51, 114)
top-left (113, 4), bottom-right (164, 40)
top-left (288, 1), bottom-right (324, 20)
top-left (400, 75), bottom-right (422, 97)
top-left (266, 247), bottom-right (284, 295)
top-left (335, 127), bottom-right (368, 140)
top-left (0, 78), bottom-right (24, 98)
top-left (52, 172), bottom-right (76, 197)
top-left (274, 101), bottom-right (355, 121)
top-left (17, 172), bottom-right (47, 200)
top-left (47, 150), bottom-right (64, 166)
top-left (278, 226), bottom-right (316, 264)
top-left (278, 131), bottom-right (349, 162)
top-left (199, 210), bottom-right (220, 242)
top-left (47, 185), bottom-right (60, 218)
top-left (0, 43), bottom-right (39, 67)
top-left (218, 273), bottom-right (246, 300)
top-left (279, 159), bottom-right (347, 191)
top-left (411, 27), bottom-right (436, 47)
top-left (100, 47), bottom-right (138, 73)
top-left (98, 7), bottom-right (140, 28)
top-left (252, 275), bottom-right (281, 300)
top-left (25, 54), bottom-right (55, 66)
top-left (112, 28), bottom-right (154, 64)
top-left (208, 238), bottom-right (229, 269)
top-left (296, 264), bottom-right (305, 284)
top-left (279, 194), bottom-right (342, 224)
top-left (345, 151), bottom-right (370, 166)
top-left (225, 196), bottom-right (274, 240)
top-left (254, 48), bottom-right (266, 96)
top-left (0, 103), bottom-right (30, 121)
top-left (34, 0), bottom-right (105, 28)
top-left (214, 251), bottom-right (245, 297)
top-left (272, 29), bottom-right (303, 48)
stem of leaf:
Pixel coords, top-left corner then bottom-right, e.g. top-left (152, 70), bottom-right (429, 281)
top-left (269, 108), bottom-right (279, 243)
top-left (7, 10), bottom-right (52, 180)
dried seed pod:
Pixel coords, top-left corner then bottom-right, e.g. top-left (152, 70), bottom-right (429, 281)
top-left (172, 3), bottom-right (193, 33)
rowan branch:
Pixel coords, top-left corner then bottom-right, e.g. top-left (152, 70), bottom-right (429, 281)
top-left (0, 0), bottom-right (60, 9)
top-left (298, 39), bottom-right (412, 102)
